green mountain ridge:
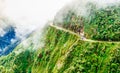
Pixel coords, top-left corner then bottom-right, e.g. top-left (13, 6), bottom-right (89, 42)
top-left (0, 25), bottom-right (120, 73)
top-left (0, 2), bottom-right (120, 73)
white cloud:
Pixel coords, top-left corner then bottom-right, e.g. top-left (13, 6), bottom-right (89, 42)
top-left (54, 0), bottom-right (120, 23)
top-left (1, 0), bottom-right (119, 38)
top-left (0, 0), bottom-right (73, 39)
top-left (0, 0), bottom-right (119, 44)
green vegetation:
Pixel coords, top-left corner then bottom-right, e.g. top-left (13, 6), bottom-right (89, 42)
top-left (54, 4), bottom-right (120, 41)
top-left (85, 4), bottom-right (120, 41)
top-left (0, 44), bottom-right (36, 73)
top-left (59, 41), bottom-right (120, 73)
top-left (0, 26), bottom-right (120, 73)
top-left (32, 26), bottom-right (120, 73)
top-left (0, 2), bottom-right (120, 73)
top-left (32, 26), bottom-right (79, 73)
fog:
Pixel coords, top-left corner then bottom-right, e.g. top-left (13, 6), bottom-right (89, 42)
top-left (0, 0), bottom-right (119, 42)
top-left (0, 0), bottom-right (73, 39)
top-left (54, 0), bottom-right (120, 23)
top-left (0, 0), bottom-right (119, 54)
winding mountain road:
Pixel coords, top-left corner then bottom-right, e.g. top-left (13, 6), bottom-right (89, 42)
top-left (50, 23), bottom-right (120, 43)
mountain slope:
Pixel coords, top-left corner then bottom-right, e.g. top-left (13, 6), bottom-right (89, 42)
top-left (0, 24), bottom-right (120, 73)
top-left (0, 1), bottom-right (120, 73)
top-left (32, 25), bottom-right (120, 73)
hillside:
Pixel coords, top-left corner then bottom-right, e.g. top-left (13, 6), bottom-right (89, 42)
top-left (0, 1), bottom-right (120, 73)
top-left (54, 3), bottom-right (120, 41)
top-left (32, 25), bottom-right (120, 73)
top-left (0, 24), bottom-right (120, 73)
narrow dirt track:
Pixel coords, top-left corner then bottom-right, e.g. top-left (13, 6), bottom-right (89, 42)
top-left (50, 23), bottom-right (120, 43)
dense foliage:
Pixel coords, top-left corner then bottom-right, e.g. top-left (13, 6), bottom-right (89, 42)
top-left (0, 3), bottom-right (120, 73)
top-left (85, 4), bottom-right (120, 41)
top-left (32, 27), bottom-right (120, 73)
top-left (0, 43), bottom-right (36, 73)
top-left (60, 41), bottom-right (120, 73)
top-left (54, 4), bottom-right (120, 41)
top-left (32, 26), bottom-right (78, 73)
top-left (0, 26), bottom-right (120, 73)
